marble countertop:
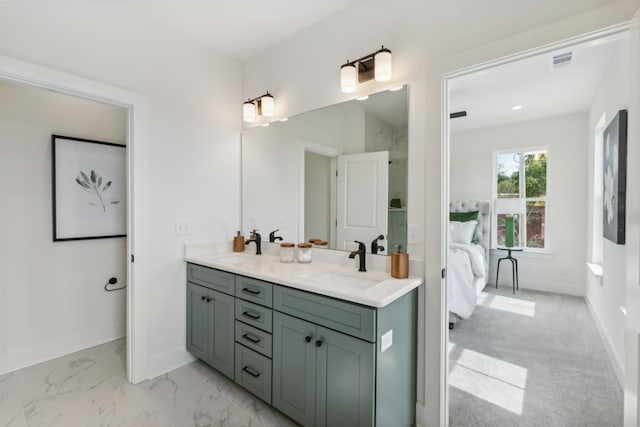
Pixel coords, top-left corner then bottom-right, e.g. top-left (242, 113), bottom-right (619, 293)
top-left (184, 251), bottom-right (422, 308)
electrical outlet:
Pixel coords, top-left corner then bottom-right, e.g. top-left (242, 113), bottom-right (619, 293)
top-left (175, 220), bottom-right (190, 235)
top-left (381, 330), bottom-right (393, 353)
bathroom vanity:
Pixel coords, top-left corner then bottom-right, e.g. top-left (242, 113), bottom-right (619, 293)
top-left (184, 250), bottom-right (422, 426)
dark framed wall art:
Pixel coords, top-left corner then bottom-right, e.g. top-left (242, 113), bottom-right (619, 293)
top-left (52, 135), bottom-right (126, 241)
top-left (603, 109), bottom-right (628, 245)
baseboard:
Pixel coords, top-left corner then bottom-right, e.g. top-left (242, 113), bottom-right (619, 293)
top-left (0, 322), bottom-right (125, 375)
top-left (585, 296), bottom-right (624, 388)
top-left (508, 279), bottom-right (584, 297)
top-left (147, 345), bottom-right (195, 380)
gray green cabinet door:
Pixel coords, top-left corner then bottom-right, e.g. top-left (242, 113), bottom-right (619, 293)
top-left (186, 282), bottom-right (209, 361)
top-left (206, 289), bottom-right (235, 379)
top-left (315, 327), bottom-right (375, 427)
top-left (272, 312), bottom-right (316, 426)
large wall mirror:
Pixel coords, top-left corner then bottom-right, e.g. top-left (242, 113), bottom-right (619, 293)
top-left (242, 85), bottom-right (408, 255)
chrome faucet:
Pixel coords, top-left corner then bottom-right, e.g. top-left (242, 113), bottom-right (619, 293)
top-left (348, 240), bottom-right (367, 272)
top-left (371, 234), bottom-right (385, 254)
top-left (269, 229), bottom-right (283, 243)
top-left (245, 230), bottom-right (262, 255)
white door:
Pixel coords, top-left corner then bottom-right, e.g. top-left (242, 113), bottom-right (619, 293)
top-left (336, 151), bottom-right (388, 252)
top-left (625, 8), bottom-right (640, 426)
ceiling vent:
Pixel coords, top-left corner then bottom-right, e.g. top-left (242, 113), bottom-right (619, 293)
top-left (552, 52), bottom-right (572, 69)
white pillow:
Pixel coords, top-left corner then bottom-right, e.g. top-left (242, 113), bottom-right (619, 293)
top-left (449, 220), bottom-right (478, 245)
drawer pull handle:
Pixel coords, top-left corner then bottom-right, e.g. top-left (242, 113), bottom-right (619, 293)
top-left (242, 310), bottom-right (261, 320)
top-left (242, 333), bottom-right (261, 344)
top-left (242, 287), bottom-right (261, 295)
top-left (242, 366), bottom-right (261, 378)
top-left (316, 339), bottom-right (323, 347)
top-left (305, 335), bottom-right (312, 343)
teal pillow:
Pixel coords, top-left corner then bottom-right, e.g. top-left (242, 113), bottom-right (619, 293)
top-left (450, 211), bottom-right (479, 244)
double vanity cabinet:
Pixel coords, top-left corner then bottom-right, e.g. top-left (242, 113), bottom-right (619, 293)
top-left (185, 257), bottom-right (420, 427)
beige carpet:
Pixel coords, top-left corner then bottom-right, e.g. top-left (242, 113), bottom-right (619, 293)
top-left (448, 286), bottom-right (623, 427)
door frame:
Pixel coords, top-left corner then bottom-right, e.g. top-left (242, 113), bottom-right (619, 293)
top-left (0, 53), bottom-right (150, 383)
top-left (440, 21), bottom-right (632, 426)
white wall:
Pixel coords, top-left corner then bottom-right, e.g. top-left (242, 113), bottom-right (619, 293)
top-left (451, 113), bottom-right (589, 296)
top-left (240, 1), bottom-right (639, 424)
top-left (0, 81), bottom-right (127, 374)
top-left (586, 39), bottom-right (630, 386)
top-left (0, 3), bottom-right (242, 378)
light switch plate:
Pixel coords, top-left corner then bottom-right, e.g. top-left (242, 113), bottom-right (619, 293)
top-left (407, 224), bottom-right (420, 245)
top-left (381, 330), bottom-right (393, 353)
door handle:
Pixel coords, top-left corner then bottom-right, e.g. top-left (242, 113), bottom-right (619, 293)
top-left (242, 333), bottom-right (261, 344)
top-left (242, 310), bottom-right (261, 320)
top-left (242, 366), bottom-right (261, 378)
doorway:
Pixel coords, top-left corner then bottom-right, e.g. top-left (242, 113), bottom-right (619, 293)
top-left (0, 54), bottom-right (149, 384)
top-left (442, 23), bottom-right (634, 425)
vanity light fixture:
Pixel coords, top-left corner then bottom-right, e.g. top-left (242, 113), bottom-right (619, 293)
top-left (242, 91), bottom-right (275, 123)
top-left (340, 45), bottom-right (392, 93)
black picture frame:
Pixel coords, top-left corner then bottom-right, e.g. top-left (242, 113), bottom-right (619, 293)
top-left (52, 135), bottom-right (126, 241)
top-left (602, 109), bottom-right (627, 245)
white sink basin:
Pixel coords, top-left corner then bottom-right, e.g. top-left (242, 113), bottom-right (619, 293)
top-left (300, 271), bottom-right (384, 289)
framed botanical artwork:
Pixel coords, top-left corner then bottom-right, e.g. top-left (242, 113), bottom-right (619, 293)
top-left (603, 109), bottom-right (627, 245)
top-left (52, 135), bottom-right (126, 241)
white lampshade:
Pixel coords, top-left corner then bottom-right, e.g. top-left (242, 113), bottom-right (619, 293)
top-left (494, 198), bottom-right (525, 214)
top-left (261, 93), bottom-right (274, 116)
top-left (243, 101), bottom-right (256, 122)
top-left (341, 63), bottom-right (357, 93)
top-left (374, 48), bottom-right (392, 82)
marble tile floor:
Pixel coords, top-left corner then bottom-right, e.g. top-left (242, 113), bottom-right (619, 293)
top-left (0, 339), bottom-right (298, 427)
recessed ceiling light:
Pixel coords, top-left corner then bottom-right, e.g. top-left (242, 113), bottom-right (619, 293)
top-left (389, 86), bottom-right (404, 91)
top-left (279, 117), bottom-right (288, 122)
top-left (511, 105), bottom-right (523, 111)
top-left (356, 95), bottom-right (369, 101)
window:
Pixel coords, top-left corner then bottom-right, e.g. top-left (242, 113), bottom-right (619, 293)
top-left (495, 149), bottom-right (548, 249)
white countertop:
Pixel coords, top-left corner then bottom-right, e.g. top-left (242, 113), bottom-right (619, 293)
top-left (184, 251), bottom-right (423, 308)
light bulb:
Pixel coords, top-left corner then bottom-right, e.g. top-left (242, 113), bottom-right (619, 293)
top-left (243, 101), bottom-right (256, 122)
top-left (261, 93), bottom-right (274, 116)
top-left (374, 48), bottom-right (392, 82)
top-left (341, 63), bottom-right (357, 93)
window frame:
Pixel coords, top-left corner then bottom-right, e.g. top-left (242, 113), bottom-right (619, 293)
top-left (492, 146), bottom-right (550, 251)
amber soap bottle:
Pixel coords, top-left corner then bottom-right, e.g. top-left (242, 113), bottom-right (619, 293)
top-left (391, 245), bottom-right (409, 279)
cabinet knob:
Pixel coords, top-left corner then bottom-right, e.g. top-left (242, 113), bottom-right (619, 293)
top-left (201, 296), bottom-right (206, 301)
top-left (206, 297), bottom-right (212, 303)
top-left (305, 335), bottom-right (312, 343)
top-left (316, 339), bottom-right (323, 347)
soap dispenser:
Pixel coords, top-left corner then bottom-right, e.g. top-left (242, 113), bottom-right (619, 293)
top-left (391, 244), bottom-right (409, 279)
top-left (233, 231), bottom-right (245, 252)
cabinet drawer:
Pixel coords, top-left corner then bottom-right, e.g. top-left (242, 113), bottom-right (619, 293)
top-left (235, 299), bottom-right (273, 333)
top-left (235, 321), bottom-right (272, 358)
top-left (187, 264), bottom-right (235, 296)
top-left (274, 286), bottom-right (376, 342)
top-left (235, 276), bottom-right (273, 308)
top-left (235, 343), bottom-right (272, 404)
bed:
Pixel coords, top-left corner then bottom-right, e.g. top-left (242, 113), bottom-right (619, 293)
top-left (448, 200), bottom-right (491, 324)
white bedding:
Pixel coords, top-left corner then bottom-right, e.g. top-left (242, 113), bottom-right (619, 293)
top-left (448, 242), bottom-right (487, 319)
